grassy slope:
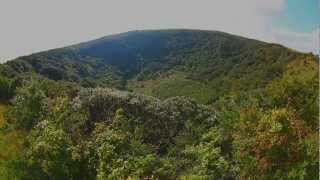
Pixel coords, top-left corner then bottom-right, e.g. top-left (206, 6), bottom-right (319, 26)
top-left (128, 72), bottom-right (215, 104)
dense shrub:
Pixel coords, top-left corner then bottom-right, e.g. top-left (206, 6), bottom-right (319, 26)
top-left (0, 76), bottom-right (14, 100)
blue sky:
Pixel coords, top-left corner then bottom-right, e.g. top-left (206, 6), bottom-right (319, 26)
top-left (266, 0), bottom-right (319, 55)
top-left (273, 0), bottom-right (319, 33)
top-left (0, 0), bottom-right (319, 62)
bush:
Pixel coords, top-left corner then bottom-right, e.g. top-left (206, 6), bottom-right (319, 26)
top-left (0, 76), bottom-right (14, 100)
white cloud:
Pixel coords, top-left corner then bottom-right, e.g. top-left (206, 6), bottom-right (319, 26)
top-left (267, 27), bottom-right (318, 54)
top-left (0, 0), bottom-right (317, 63)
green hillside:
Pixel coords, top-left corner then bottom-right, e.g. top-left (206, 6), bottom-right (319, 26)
top-left (0, 29), bottom-right (318, 179)
top-left (1, 29), bottom-right (316, 103)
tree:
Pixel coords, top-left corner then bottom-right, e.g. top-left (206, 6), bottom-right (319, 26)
top-left (25, 120), bottom-right (79, 179)
top-left (183, 128), bottom-right (230, 179)
top-left (7, 79), bottom-right (46, 129)
top-left (233, 107), bottom-right (317, 179)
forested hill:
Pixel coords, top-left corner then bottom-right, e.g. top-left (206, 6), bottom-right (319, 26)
top-left (1, 29), bottom-right (317, 103)
top-left (0, 29), bottom-right (318, 179)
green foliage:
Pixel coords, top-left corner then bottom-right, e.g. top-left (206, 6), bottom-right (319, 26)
top-left (7, 79), bottom-right (47, 129)
top-left (0, 76), bottom-right (14, 100)
top-left (230, 61), bottom-right (319, 179)
top-left (2, 30), bottom-right (316, 104)
top-left (267, 72), bottom-right (319, 129)
top-left (25, 120), bottom-right (79, 179)
top-left (0, 103), bottom-right (26, 179)
top-left (87, 123), bottom-right (174, 179)
top-left (4, 82), bottom-right (221, 179)
top-left (183, 128), bottom-right (230, 179)
top-left (0, 30), bottom-right (318, 179)
top-left (233, 107), bottom-right (317, 179)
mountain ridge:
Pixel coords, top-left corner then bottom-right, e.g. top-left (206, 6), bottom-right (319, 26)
top-left (0, 29), bottom-right (317, 103)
